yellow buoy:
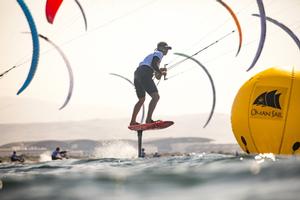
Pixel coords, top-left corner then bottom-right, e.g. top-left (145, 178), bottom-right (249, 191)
top-left (231, 68), bottom-right (300, 155)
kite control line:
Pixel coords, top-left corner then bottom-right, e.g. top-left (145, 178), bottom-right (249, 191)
top-left (166, 30), bottom-right (235, 72)
top-left (0, 66), bottom-right (17, 79)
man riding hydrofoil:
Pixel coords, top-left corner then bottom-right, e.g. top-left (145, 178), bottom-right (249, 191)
top-left (130, 41), bottom-right (171, 126)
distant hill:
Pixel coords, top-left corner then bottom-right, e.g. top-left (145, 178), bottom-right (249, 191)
top-left (0, 137), bottom-right (241, 156)
top-left (0, 113), bottom-right (236, 145)
top-left (0, 96), bottom-right (236, 145)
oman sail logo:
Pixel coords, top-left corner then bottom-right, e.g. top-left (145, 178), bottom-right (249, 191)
top-left (251, 89), bottom-right (285, 120)
top-left (253, 90), bottom-right (281, 109)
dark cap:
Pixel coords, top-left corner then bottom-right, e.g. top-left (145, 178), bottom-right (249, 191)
top-left (157, 41), bottom-right (172, 50)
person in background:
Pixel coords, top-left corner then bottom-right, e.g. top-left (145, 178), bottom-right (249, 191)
top-left (51, 147), bottom-right (63, 160)
top-left (10, 151), bottom-right (24, 162)
top-left (51, 147), bottom-right (68, 160)
top-left (141, 148), bottom-right (146, 158)
top-left (153, 152), bottom-right (161, 158)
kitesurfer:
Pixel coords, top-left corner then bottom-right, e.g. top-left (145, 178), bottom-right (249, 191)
top-left (51, 147), bottom-right (65, 160)
top-left (130, 42), bottom-right (171, 125)
top-left (10, 151), bottom-right (24, 162)
top-left (153, 152), bottom-right (160, 157)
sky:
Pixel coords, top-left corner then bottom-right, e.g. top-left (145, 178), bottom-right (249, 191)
top-left (1, 0), bottom-right (300, 124)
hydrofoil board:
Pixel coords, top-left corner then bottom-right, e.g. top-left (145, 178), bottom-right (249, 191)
top-left (128, 120), bottom-right (174, 131)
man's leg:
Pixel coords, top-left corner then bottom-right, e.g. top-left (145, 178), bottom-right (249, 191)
top-left (146, 92), bottom-right (159, 123)
top-left (130, 97), bottom-right (145, 125)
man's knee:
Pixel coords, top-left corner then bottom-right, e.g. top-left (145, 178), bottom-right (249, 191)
top-left (151, 93), bottom-right (160, 101)
top-left (138, 97), bottom-right (145, 104)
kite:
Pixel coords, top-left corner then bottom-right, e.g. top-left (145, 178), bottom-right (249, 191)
top-left (109, 73), bottom-right (145, 123)
top-left (16, 0), bottom-right (40, 95)
top-left (38, 34), bottom-right (74, 110)
top-left (45, 0), bottom-right (63, 24)
top-left (253, 14), bottom-right (300, 51)
top-left (174, 53), bottom-right (216, 128)
top-left (247, 0), bottom-right (266, 72)
top-left (46, 0), bottom-right (87, 31)
top-left (74, 0), bottom-right (87, 31)
top-left (216, 0), bottom-right (243, 56)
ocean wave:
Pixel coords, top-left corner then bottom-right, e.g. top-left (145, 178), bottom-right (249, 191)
top-left (1, 154), bottom-right (300, 200)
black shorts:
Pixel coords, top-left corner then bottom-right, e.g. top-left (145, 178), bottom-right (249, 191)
top-left (134, 65), bottom-right (158, 98)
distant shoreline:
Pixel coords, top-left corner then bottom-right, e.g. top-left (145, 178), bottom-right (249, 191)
top-left (0, 137), bottom-right (242, 163)
top-left (0, 151), bottom-right (244, 164)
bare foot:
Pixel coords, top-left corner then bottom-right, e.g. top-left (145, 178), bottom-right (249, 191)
top-left (146, 119), bottom-right (161, 124)
top-left (130, 122), bottom-right (140, 126)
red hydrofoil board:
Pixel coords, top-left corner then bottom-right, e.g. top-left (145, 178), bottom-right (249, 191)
top-left (128, 120), bottom-right (174, 131)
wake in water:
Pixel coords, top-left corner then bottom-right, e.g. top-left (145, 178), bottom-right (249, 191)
top-left (39, 151), bottom-right (52, 162)
top-left (29, 141), bottom-right (137, 163)
top-left (93, 140), bottom-right (137, 159)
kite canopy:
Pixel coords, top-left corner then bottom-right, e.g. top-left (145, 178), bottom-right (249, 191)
top-left (46, 0), bottom-right (87, 31)
top-left (216, 0), bottom-right (242, 56)
top-left (247, 0), bottom-right (266, 72)
top-left (38, 34), bottom-right (74, 110)
top-left (174, 53), bottom-right (216, 128)
top-left (16, 0), bottom-right (40, 95)
top-left (45, 0), bottom-right (63, 24)
top-left (253, 14), bottom-right (300, 51)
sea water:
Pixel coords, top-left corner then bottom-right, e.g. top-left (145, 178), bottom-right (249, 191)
top-left (1, 152), bottom-right (300, 200)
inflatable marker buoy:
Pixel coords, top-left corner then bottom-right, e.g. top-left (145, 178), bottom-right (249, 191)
top-left (231, 68), bottom-right (300, 155)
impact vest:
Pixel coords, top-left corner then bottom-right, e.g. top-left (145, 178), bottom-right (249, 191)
top-left (139, 50), bottom-right (163, 70)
